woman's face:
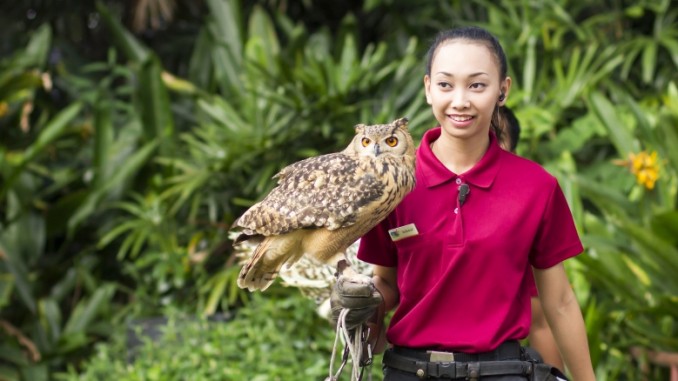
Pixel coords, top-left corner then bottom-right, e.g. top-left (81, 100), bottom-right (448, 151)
top-left (424, 40), bottom-right (510, 143)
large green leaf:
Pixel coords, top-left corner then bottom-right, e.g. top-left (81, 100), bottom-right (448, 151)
top-left (612, 213), bottom-right (678, 287)
top-left (0, 71), bottom-right (43, 102)
top-left (656, 108), bottom-right (678, 172)
top-left (187, 28), bottom-right (214, 90)
top-left (0, 273), bottom-right (13, 309)
top-left (575, 174), bottom-right (635, 218)
top-left (93, 98), bottom-right (114, 187)
top-left (246, 5), bottom-right (280, 76)
top-left (0, 239), bottom-right (35, 313)
top-left (521, 35), bottom-right (537, 103)
top-left (137, 56), bottom-right (175, 151)
top-left (650, 211), bottom-right (678, 246)
top-left (0, 102), bottom-right (83, 199)
top-left (206, 0), bottom-right (243, 93)
top-left (18, 364), bottom-right (48, 381)
top-left (62, 284), bottom-right (116, 337)
top-left (587, 91), bottom-right (639, 157)
top-left (0, 23), bottom-right (51, 76)
top-left (67, 139), bottom-right (159, 233)
top-left (641, 40), bottom-right (658, 84)
top-left (95, 1), bottom-right (149, 63)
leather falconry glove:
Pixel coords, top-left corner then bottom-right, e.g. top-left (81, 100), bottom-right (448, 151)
top-left (330, 272), bottom-right (383, 330)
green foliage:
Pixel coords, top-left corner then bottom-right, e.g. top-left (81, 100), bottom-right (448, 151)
top-left (0, 23), bottom-right (122, 381)
top-left (2, 0), bottom-right (678, 380)
top-left (574, 84), bottom-right (678, 380)
top-left (55, 292), bottom-right (382, 381)
top-left (97, 1), bottom-right (429, 317)
top-left (1, 1), bottom-right (425, 378)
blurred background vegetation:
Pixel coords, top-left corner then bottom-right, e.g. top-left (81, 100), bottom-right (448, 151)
top-left (1, 0), bottom-right (677, 380)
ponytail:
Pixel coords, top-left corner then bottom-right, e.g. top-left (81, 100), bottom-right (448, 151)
top-left (491, 107), bottom-right (504, 147)
top-left (494, 106), bottom-right (521, 152)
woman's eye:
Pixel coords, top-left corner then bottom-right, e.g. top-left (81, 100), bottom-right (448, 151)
top-left (437, 82), bottom-right (451, 88)
top-left (361, 137), bottom-right (371, 147)
top-left (470, 82), bottom-right (486, 89)
top-left (385, 137), bottom-right (398, 147)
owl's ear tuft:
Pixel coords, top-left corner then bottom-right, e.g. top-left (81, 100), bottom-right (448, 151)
top-left (354, 124), bottom-right (366, 133)
top-left (393, 117), bottom-right (409, 129)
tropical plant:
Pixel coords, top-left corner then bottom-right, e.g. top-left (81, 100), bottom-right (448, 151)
top-left (573, 84), bottom-right (678, 380)
top-left (54, 292), bottom-right (385, 381)
top-left (2, 0), bottom-right (678, 379)
top-left (0, 24), bottom-right (123, 381)
top-left (91, 0), bottom-right (430, 316)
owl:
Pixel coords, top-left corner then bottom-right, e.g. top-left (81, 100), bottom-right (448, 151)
top-left (232, 117), bottom-right (416, 291)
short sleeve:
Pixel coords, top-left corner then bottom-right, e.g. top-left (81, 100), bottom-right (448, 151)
top-left (357, 215), bottom-right (398, 267)
top-left (529, 179), bottom-right (584, 269)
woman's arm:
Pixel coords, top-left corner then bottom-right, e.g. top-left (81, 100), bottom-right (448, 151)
top-left (534, 263), bottom-right (596, 381)
top-left (366, 265), bottom-right (399, 353)
top-left (528, 295), bottom-right (564, 369)
top-left (373, 265), bottom-right (399, 310)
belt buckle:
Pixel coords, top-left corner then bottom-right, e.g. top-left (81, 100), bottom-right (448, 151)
top-left (427, 350), bottom-right (455, 362)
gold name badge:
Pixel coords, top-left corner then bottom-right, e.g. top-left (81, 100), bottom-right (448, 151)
top-left (388, 223), bottom-right (419, 242)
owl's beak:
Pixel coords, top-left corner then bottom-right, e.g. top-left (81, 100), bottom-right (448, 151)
top-left (373, 144), bottom-right (381, 156)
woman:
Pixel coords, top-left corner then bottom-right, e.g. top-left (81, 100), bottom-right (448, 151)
top-left (331, 26), bottom-right (595, 380)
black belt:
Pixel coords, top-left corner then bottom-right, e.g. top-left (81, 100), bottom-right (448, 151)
top-left (384, 342), bottom-right (534, 379)
top-left (392, 340), bottom-right (523, 362)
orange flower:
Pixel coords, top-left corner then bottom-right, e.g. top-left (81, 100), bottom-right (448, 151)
top-left (625, 151), bottom-right (660, 190)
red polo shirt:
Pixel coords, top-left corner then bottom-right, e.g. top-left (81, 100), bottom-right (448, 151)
top-left (357, 127), bottom-right (583, 353)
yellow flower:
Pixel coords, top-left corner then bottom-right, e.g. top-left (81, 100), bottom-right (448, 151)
top-left (628, 151), bottom-right (660, 190)
top-left (0, 102), bottom-right (8, 118)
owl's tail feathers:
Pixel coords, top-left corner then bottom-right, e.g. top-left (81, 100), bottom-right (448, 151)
top-left (231, 230), bottom-right (255, 246)
top-left (237, 238), bottom-right (277, 291)
top-left (237, 235), bottom-right (302, 292)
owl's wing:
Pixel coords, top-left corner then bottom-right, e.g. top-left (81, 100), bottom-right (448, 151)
top-left (234, 153), bottom-right (384, 236)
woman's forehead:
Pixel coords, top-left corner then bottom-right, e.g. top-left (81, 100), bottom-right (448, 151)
top-left (431, 40), bottom-right (499, 76)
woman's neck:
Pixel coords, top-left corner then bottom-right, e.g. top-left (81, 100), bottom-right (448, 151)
top-left (430, 133), bottom-right (490, 175)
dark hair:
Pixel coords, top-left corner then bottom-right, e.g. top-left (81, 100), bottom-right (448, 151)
top-left (425, 26), bottom-right (509, 142)
top-left (501, 106), bottom-right (521, 152)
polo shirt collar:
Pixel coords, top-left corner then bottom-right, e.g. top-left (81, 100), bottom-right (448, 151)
top-left (419, 127), bottom-right (502, 189)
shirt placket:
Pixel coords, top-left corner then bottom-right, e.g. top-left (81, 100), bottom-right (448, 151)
top-left (447, 177), bottom-right (466, 246)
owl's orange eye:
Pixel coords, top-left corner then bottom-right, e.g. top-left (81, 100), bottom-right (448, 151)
top-left (361, 137), bottom-right (371, 147)
top-left (385, 137), bottom-right (398, 147)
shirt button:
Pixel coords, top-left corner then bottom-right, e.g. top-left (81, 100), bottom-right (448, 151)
top-left (454, 207), bottom-right (459, 214)
top-left (455, 178), bottom-right (462, 185)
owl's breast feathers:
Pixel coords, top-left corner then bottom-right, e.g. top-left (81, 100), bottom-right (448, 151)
top-left (232, 151), bottom-right (415, 241)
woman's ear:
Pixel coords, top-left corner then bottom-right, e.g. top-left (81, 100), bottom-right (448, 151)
top-left (424, 75), bottom-right (432, 105)
top-left (498, 77), bottom-right (512, 106)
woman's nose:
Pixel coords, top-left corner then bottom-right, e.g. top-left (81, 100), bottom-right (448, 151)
top-left (451, 89), bottom-right (469, 109)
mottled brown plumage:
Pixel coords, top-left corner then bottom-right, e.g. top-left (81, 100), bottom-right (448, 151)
top-left (233, 117), bottom-right (416, 291)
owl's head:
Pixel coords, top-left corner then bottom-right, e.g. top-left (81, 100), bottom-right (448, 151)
top-left (347, 117), bottom-right (415, 159)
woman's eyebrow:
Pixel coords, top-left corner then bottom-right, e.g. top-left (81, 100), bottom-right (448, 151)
top-left (434, 71), bottom-right (489, 77)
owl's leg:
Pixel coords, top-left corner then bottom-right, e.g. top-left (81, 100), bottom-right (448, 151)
top-left (335, 257), bottom-right (359, 279)
top-left (329, 250), bottom-right (371, 288)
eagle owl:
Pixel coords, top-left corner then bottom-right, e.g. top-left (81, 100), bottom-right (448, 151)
top-left (232, 117), bottom-right (416, 291)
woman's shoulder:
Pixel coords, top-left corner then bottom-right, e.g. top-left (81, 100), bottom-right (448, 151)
top-left (500, 151), bottom-right (558, 185)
